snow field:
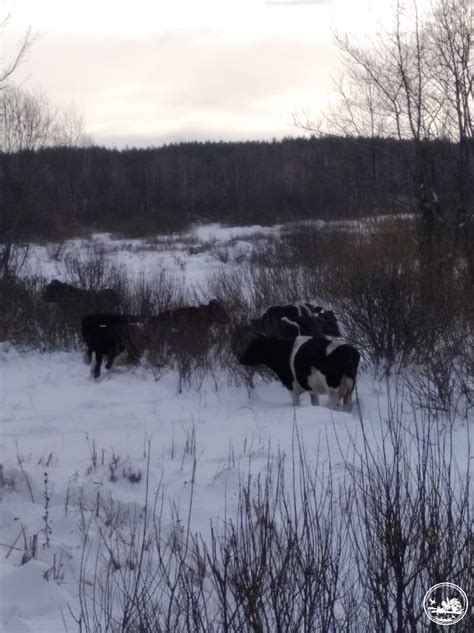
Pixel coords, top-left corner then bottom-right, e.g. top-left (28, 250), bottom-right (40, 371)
top-left (1, 347), bottom-right (374, 631)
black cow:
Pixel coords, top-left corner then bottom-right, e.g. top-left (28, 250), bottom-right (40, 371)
top-left (90, 323), bottom-right (147, 379)
top-left (251, 303), bottom-right (340, 338)
top-left (82, 300), bottom-right (228, 379)
top-left (81, 314), bottom-right (142, 363)
top-left (81, 314), bottom-right (147, 378)
top-left (239, 334), bottom-right (360, 410)
top-left (42, 279), bottom-right (119, 311)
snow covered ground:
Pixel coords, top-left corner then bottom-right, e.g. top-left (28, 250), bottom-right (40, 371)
top-left (0, 221), bottom-right (470, 632)
top-left (0, 347), bottom-right (392, 631)
top-left (17, 215), bottom-right (408, 285)
top-left (19, 222), bottom-right (284, 287)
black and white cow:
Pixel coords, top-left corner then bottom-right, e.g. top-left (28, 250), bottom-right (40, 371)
top-left (251, 303), bottom-right (340, 338)
top-left (239, 334), bottom-right (360, 410)
top-left (81, 314), bottom-right (146, 378)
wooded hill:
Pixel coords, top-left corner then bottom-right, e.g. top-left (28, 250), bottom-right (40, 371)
top-left (1, 135), bottom-right (472, 239)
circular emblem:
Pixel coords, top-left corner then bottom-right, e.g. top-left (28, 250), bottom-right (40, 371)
top-left (423, 582), bottom-right (468, 626)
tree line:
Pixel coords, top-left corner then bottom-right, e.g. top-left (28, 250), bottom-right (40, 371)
top-left (1, 135), bottom-right (472, 241)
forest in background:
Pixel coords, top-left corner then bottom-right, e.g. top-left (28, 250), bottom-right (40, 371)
top-left (1, 135), bottom-right (473, 239)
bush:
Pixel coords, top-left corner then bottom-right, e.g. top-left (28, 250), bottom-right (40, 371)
top-left (73, 399), bottom-right (471, 632)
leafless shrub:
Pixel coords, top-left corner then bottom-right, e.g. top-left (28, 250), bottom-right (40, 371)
top-left (73, 397), bottom-right (470, 632)
top-left (121, 269), bottom-right (186, 316)
top-left (63, 248), bottom-right (122, 292)
top-left (73, 437), bottom-right (355, 632)
top-left (407, 336), bottom-right (473, 419)
top-left (253, 222), bottom-right (353, 272)
top-left (208, 264), bottom-right (308, 320)
top-left (314, 223), bottom-right (468, 374)
top-left (146, 319), bottom-right (226, 393)
top-left (0, 273), bottom-right (80, 350)
top-left (45, 241), bottom-right (67, 262)
top-left (43, 552), bottom-right (66, 583)
top-left (0, 242), bottom-right (30, 279)
top-left (342, 388), bottom-right (471, 632)
top-left (20, 530), bottom-right (38, 566)
top-left (0, 275), bottom-right (36, 343)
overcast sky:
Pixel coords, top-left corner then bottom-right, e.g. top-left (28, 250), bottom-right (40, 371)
top-left (2, 0), bottom-right (409, 147)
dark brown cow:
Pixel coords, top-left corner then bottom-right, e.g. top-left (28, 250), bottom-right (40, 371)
top-left (42, 279), bottom-right (119, 311)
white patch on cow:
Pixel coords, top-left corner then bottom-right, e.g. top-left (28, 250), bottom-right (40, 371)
top-left (310, 392), bottom-right (319, 406)
top-left (281, 317), bottom-right (300, 334)
top-left (90, 351), bottom-right (96, 370)
top-left (327, 387), bottom-right (341, 409)
top-left (99, 324), bottom-right (107, 328)
top-left (325, 339), bottom-right (345, 356)
top-left (290, 384), bottom-right (301, 406)
top-left (289, 336), bottom-right (312, 391)
top-left (299, 304), bottom-right (312, 317)
top-left (342, 378), bottom-right (355, 411)
top-left (306, 367), bottom-right (329, 395)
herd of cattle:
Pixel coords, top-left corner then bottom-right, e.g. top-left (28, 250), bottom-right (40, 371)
top-left (42, 279), bottom-right (360, 411)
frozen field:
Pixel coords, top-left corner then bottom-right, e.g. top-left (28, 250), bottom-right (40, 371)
top-left (19, 222), bottom-right (285, 287)
top-left (18, 216), bottom-right (399, 285)
top-left (0, 221), bottom-right (470, 632)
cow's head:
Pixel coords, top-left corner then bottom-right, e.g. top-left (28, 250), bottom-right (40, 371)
top-left (41, 279), bottom-right (74, 302)
top-left (239, 335), bottom-right (267, 366)
top-left (230, 323), bottom-right (257, 359)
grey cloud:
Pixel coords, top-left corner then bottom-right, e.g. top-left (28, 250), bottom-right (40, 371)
top-left (13, 28), bottom-right (336, 145)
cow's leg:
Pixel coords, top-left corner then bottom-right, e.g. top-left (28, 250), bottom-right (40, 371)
top-left (105, 353), bottom-right (116, 370)
top-left (327, 388), bottom-right (341, 409)
top-left (340, 377), bottom-right (354, 412)
top-left (93, 353), bottom-right (103, 379)
top-left (343, 391), bottom-right (353, 412)
top-left (310, 392), bottom-right (319, 406)
top-left (291, 390), bottom-right (301, 406)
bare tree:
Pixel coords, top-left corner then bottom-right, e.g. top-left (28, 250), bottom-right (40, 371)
top-left (0, 10), bottom-right (38, 275)
top-left (0, 13), bottom-right (35, 89)
top-left (0, 86), bottom-right (54, 152)
top-left (428, 0), bottom-right (473, 252)
top-left (0, 87), bottom-right (55, 275)
top-left (325, 0), bottom-right (473, 259)
top-left (53, 100), bottom-right (92, 147)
